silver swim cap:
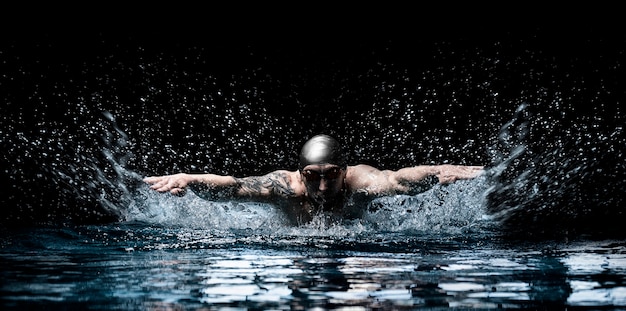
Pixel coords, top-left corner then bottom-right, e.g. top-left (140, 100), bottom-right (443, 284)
top-left (299, 134), bottom-right (347, 169)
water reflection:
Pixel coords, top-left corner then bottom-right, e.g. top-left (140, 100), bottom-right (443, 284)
top-left (561, 243), bottom-right (626, 307)
top-left (199, 253), bottom-right (298, 304)
top-left (2, 227), bottom-right (626, 309)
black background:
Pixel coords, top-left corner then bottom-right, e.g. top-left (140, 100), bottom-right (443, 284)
top-left (1, 6), bottom-right (624, 237)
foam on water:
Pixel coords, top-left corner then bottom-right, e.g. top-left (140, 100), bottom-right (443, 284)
top-left (118, 174), bottom-right (491, 239)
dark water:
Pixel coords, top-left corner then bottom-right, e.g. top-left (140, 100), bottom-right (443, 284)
top-left (3, 218), bottom-right (626, 310)
top-left (1, 16), bottom-right (626, 309)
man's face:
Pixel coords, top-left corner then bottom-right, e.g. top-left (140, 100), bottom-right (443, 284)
top-left (301, 164), bottom-right (345, 205)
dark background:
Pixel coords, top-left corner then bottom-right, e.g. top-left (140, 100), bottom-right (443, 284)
top-left (1, 7), bottom-right (624, 237)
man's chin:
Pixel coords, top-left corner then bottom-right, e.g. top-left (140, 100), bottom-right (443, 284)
top-left (311, 196), bottom-right (325, 205)
top-left (311, 193), bottom-right (339, 205)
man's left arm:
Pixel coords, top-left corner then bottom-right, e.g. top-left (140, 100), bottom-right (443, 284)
top-left (391, 164), bottom-right (484, 192)
top-left (347, 164), bottom-right (437, 196)
top-left (348, 164), bottom-right (484, 196)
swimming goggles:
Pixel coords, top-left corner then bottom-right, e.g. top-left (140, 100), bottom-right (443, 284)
top-left (301, 167), bottom-right (343, 181)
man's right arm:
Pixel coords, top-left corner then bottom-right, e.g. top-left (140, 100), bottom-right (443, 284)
top-left (143, 173), bottom-right (238, 199)
top-left (143, 170), bottom-right (298, 201)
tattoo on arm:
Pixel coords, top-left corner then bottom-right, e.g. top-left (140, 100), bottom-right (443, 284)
top-left (235, 172), bottom-right (295, 198)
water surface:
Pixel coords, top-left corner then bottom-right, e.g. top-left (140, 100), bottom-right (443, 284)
top-left (3, 222), bottom-right (626, 310)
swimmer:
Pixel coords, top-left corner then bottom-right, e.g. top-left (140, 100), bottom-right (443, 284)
top-left (144, 134), bottom-right (484, 224)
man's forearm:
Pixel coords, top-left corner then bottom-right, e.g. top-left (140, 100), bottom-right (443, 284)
top-left (187, 174), bottom-right (239, 201)
top-left (397, 164), bottom-right (484, 185)
top-left (393, 166), bottom-right (439, 194)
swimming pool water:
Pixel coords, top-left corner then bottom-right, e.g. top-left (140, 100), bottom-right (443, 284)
top-left (2, 221), bottom-right (626, 310)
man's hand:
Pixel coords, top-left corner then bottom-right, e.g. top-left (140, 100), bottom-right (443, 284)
top-left (143, 173), bottom-right (190, 196)
top-left (436, 165), bottom-right (484, 184)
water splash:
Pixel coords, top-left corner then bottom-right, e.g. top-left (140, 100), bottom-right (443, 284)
top-left (121, 173), bottom-right (491, 238)
top-left (484, 103), bottom-right (532, 221)
top-left (125, 189), bottom-right (287, 231)
top-left (52, 111), bottom-right (493, 237)
top-left (485, 101), bottom-right (626, 238)
top-left (45, 111), bottom-right (144, 221)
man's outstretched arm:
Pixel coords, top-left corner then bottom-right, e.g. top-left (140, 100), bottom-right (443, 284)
top-left (348, 164), bottom-right (484, 196)
top-left (143, 173), bottom-right (238, 198)
top-left (143, 170), bottom-right (297, 201)
top-left (393, 164), bottom-right (485, 185)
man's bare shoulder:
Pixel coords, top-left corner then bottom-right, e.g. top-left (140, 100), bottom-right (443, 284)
top-left (345, 164), bottom-right (390, 193)
top-left (346, 164), bottom-right (387, 177)
top-left (273, 169), bottom-right (299, 176)
top-left (347, 164), bottom-right (379, 173)
top-left (270, 170), bottom-right (301, 184)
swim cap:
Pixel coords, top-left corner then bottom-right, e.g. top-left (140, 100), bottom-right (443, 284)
top-left (299, 134), bottom-right (347, 169)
